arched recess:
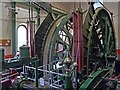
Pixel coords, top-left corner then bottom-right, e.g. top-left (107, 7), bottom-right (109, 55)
top-left (17, 24), bottom-right (28, 51)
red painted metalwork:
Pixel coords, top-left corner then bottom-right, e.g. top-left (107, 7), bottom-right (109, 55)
top-left (80, 12), bottom-right (84, 70)
top-left (27, 21), bottom-right (29, 46)
top-left (77, 9), bottom-right (84, 71)
top-left (34, 22), bottom-right (36, 56)
top-left (77, 10), bottom-right (81, 72)
top-left (30, 22), bottom-right (33, 57)
top-left (4, 55), bottom-right (12, 59)
top-left (72, 8), bottom-right (84, 72)
top-left (27, 21), bottom-right (34, 57)
top-left (116, 50), bottom-right (120, 55)
top-left (81, 25), bottom-right (84, 70)
top-left (72, 12), bottom-right (77, 62)
top-left (1, 69), bottom-right (18, 88)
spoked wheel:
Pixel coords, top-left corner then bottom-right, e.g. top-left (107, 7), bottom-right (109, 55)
top-left (42, 14), bottom-right (73, 87)
top-left (86, 7), bottom-right (116, 75)
top-left (43, 14), bottom-right (73, 68)
top-left (79, 7), bottom-right (116, 89)
top-left (36, 4), bottom-right (116, 89)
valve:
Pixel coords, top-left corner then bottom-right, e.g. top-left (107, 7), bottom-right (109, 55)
top-left (59, 49), bottom-right (77, 90)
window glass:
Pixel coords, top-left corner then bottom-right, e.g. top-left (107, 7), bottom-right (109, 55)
top-left (17, 25), bottom-right (27, 51)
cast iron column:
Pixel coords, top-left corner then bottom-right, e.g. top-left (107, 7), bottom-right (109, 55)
top-left (11, 2), bottom-right (16, 57)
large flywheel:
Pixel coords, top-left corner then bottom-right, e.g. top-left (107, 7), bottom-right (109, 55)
top-left (43, 14), bottom-right (73, 66)
top-left (86, 7), bottom-right (116, 74)
top-left (35, 3), bottom-right (116, 89)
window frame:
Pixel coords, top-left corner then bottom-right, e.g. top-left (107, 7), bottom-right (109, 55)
top-left (17, 24), bottom-right (28, 51)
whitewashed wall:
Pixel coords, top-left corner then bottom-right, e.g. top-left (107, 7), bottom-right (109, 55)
top-left (104, 2), bottom-right (119, 49)
top-left (0, 2), bottom-right (12, 55)
top-left (0, 1), bottom-right (119, 55)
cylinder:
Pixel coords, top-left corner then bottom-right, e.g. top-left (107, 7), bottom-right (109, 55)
top-left (19, 45), bottom-right (30, 59)
top-left (0, 48), bottom-right (4, 61)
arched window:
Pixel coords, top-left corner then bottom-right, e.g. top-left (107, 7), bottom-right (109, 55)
top-left (17, 24), bottom-right (27, 51)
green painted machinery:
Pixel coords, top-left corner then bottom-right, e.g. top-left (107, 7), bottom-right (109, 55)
top-left (0, 48), bottom-right (4, 62)
top-left (19, 45), bottom-right (30, 59)
top-left (1, 2), bottom-right (118, 90)
top-left (35, 2), bottom-right (117, 90)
